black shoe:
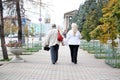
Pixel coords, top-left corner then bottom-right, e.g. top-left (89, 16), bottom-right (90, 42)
top-left (71, 60), bottom-right (74, 63)
top-left (55, 60), bottom-right (57, 63)
top-left (74, 62), bottom-right (77, 64)
top-left (52, 62), bottom-right (55, 64)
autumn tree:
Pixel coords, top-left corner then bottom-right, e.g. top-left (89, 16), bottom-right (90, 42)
top-left (90, 0), bottom-right (120, 47)
top-left (3, 0), bottom-right (24, 42)
top-left (72, 0), bottom-right (107, 41)
top-left (4, 20), bottom-right (18, 35)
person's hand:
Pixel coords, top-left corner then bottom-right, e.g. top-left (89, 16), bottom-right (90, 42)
top-left (62, 42), bottom-right (64, 46)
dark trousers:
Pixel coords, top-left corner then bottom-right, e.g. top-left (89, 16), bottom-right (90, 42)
top-left (69, 45), bottom-right (79, 63)
top-left (50, 44), bottom-right (59, 64)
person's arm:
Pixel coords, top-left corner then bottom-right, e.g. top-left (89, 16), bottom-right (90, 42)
top-left (66, 30), bottom-right (71, 40)
top-left (78, 31), bottom-right (82, 39)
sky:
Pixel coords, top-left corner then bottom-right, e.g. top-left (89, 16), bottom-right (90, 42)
top-left (26, 0), bottom-right (85, 26)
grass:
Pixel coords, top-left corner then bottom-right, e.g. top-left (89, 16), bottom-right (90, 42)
top-left (0, 58), bottom-right (12, 61)
top-left (25, 47), bottom-right (40, 52)
top-left (23, 43), bottom-right (42, 52)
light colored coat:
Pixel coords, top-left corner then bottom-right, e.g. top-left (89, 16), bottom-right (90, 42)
top-left (44, 28), bottom-right (60, 47)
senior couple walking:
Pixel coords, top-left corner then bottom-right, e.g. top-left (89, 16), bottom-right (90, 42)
top-left (43, 23), bottom-right (82, 64)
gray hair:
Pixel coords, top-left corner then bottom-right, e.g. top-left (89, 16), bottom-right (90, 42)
top-left (52, 24), bottom-right (56, 28)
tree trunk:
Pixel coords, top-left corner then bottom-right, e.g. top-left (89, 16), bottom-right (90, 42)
top-left (16, 0), bottom-right (22, 42)
top-left (0, 0), bottom-right (9, 59)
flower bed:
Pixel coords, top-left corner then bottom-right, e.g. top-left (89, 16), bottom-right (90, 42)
top-left (5, 40), bottom-right (22, 48)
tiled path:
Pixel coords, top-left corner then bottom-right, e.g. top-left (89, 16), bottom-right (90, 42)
top-left (0, 46), bottom-right (120, 80)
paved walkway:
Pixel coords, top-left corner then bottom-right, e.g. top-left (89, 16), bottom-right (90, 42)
top-left (0, 46), bottom-right (120, 80)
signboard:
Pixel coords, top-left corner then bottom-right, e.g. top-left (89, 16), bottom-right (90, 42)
top-left (45, 18), bottom-right (50, 23)
top-left (39, 17), bottom-right (42, 22)
top-left (22, 18), bottom-right (26, 25)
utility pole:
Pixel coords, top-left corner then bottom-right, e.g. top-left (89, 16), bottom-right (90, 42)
top-left (39, 0), bottom-right (42, 40)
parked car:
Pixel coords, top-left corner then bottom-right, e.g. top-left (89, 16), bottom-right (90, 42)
top-left (8, 34), bottom-right (18, 38)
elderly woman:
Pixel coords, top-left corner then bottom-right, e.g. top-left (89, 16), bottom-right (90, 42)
top-left (66, 23), bottom-right (82, 64)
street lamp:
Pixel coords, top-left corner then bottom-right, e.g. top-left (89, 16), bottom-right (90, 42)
top-left (39, 0), bottom-right (42, 40)
top-left (69, 16), bottom-right (72, 29)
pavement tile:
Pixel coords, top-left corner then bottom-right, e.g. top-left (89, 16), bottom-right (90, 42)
top-left (0, 46), bottom-right (120, 80)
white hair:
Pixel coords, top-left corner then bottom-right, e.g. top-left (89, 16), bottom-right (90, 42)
top-left (71, 23), bottom-right (78, 36)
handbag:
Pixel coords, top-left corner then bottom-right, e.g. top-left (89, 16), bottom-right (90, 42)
top-left (57, 30), bottom-right (63, 41)
top-left (44, 45), bottom-right (50, 51)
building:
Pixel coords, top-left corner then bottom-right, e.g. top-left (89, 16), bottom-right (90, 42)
top-left (64, 10), bottom-right (78, 30)
top-left (3, 16), bottom-right (31, 36)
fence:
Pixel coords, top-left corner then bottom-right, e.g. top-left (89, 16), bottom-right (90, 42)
top-left (80, 40), bottom-right (120, 68)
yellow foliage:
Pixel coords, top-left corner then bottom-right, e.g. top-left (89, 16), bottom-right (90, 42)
top-left (103, 12), bottom-right (112, 17)
top-left (89, 25), bottom-right (102, 38)
top-left (24, 25), bottom-right (29, 37)
top-left (101, 24), bottom-right (110, 33)
top-left (107, 0), bottom-right (117, 7)
top-left (4, 20), bottom-right (18, 34)
top-left (90, 0), bottom-right (120, 47)
top-left (99, 34), bottom-right (110, 44)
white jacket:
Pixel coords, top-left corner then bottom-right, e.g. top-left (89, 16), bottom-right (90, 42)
top-left (66, 30), bottom-right (82, 45)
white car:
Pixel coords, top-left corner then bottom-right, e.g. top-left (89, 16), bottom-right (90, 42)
top-left (8, 34), bottom-right (18, 38)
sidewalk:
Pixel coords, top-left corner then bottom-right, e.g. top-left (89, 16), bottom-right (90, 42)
top-left (0, 46), bottom-right (120, 80)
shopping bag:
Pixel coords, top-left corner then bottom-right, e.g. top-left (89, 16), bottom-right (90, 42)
top-left (57, 30), bottom-right (63, 41)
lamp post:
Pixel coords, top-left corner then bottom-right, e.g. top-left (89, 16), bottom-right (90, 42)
top-left (69, 16), bottom-right (72, 30)
top-left (39, 0), bottom-right (42, 40)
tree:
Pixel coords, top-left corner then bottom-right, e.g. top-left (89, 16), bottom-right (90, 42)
top-left (72, 0), bottom-right (107, 41)
top-left (72, 4), bottom-right (85, 32)
top-left (16, 0), bottom-right (22, 42)
top-left (82, 9), bottom-right (98, 41)
top-left (0, 0), bottom-right (49, 60)
top-left (0, 0), bottom-right (25, 60)
top-left (0, 0), bottom-right (9, 60)
top-left (90, 0), bottom-right (120, 47)
top-left (81, 0), bottom-right (100, 41)
top-left (3, 0), bottom-right (24, 42)
top-left (4, 20), bottom-right (18, 35)
top-left (4, 0), bottom-right (50, 42)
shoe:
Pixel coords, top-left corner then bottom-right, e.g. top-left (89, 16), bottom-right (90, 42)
top-left (74, 62), bottom-right (77, 64)
top-left (71, 60), bottom-right (74, 63)
top-left (52, 62), bottom-right (55, 64)
top-left (55, 60), bottom-right (57, 63)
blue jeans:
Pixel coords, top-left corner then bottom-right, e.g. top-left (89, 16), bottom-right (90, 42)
top-left (69, 45), bottom-right (79, 64)
top-left (50, 44), bottom-right (59, 64)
